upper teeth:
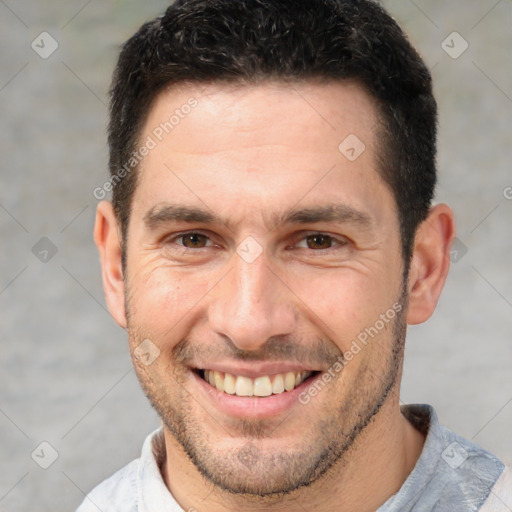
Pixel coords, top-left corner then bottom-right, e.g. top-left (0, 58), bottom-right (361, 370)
top-left (203, 370), bottom-right (312, 397)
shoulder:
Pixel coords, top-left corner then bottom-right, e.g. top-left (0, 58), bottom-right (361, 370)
top-left (75, 428), bottom-right (167, 512)
top-left (420, 404), bottom-right (507, 508)
top-left (382, 404), bottom-right (508, 511)
top-left (75, 459), bottom-right (140, 512)
top-left (480, 466), bottom-right (512, 512)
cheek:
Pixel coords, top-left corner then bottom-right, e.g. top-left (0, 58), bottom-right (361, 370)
top-left (126, 263), bottom-right (211, 342)
top-left (288, 268), bottom-right (395, 350)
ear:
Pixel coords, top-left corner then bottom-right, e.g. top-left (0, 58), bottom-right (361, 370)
top-left (406, 203), bottom-right (456, 325)
top-left (94, 201), bottom-right (127, 329)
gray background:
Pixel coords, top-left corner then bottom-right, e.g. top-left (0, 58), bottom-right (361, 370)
top-left (0, 1), bottom-right (511, 510)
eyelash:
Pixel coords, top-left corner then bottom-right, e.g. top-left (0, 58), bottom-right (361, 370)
top-left (166, 231), bottom-right (348, 252)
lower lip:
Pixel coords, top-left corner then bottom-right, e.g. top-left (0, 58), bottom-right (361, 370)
top-left (192, 370), bottom-right (320, 419)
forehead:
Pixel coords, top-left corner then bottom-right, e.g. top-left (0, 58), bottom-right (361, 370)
top-left (144, 80), bottom-right (380, 155)
top-left (131, 80), bottom-right (394, 231)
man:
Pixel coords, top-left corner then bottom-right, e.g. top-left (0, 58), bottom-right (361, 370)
top-left (79, 0), bottom-right (511, 510)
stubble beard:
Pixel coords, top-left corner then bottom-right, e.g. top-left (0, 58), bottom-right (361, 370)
top-left (126, 286), bottom-right (408, 498)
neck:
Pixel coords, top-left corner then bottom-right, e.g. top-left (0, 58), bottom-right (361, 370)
top-left (162, 396), bottom-right (425, 512)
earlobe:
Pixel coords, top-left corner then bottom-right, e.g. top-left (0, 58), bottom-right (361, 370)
top-left (94, 201), bottom-right (127, 329)
top-left (406, 203), bottom-right (456, 325)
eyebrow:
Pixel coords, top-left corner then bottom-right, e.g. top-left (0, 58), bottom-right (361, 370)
top-left (144, 203), bottom-right (374, 231)
top-left (144, 205), bottom-right (219, 229)
top-left (279, 205), bottom-right (373, 230)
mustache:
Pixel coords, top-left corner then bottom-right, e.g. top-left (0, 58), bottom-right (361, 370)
top-left (172, 334), bottom-right (343, 368)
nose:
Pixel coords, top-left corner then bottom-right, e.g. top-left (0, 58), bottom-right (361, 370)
top-left (208, 251), bottom-right (297, 352)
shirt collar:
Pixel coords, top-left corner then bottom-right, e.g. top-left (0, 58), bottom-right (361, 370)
top-left (137, 428), bottom-right (181, 512)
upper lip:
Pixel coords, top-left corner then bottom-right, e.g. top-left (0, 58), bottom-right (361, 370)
top-left (192, 362), bottom-right (321, 379)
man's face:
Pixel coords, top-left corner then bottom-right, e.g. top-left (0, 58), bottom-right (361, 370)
top-left (123, 81), bottom-right (407, 495)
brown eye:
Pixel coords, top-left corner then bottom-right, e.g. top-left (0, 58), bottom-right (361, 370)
top-left (179, 233), bottom-right (210, 248)
top-left (305, 234), bottom-right (334, 249)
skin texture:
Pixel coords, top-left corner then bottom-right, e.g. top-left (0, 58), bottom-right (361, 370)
top-left (95, 81), bottom-right (456, 511)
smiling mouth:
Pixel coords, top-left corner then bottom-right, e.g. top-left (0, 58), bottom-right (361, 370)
top-left (196, 369), bottom-right (320, 397)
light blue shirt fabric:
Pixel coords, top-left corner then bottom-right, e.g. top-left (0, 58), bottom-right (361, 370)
top-left (76, 404), bottom-right (509, 511)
